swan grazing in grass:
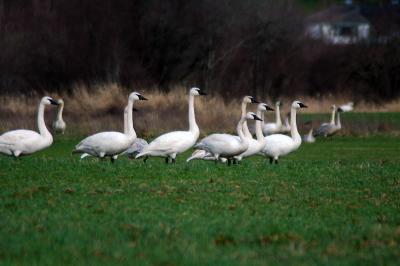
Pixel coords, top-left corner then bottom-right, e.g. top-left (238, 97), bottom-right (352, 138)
top-left (52, 99), bottom-right (66, 134)
top-left (0, 96), bottom-right (59, 157)
top-left (314, 104), bottom-right (337, 138)
top-left (340, 102), bottom-right (354, 112)
top-left (234, 103), bottom-right (274, 161)
top-left (194, 112), bottom-right (262, 164)
top-left (262, 101), bottom-right (283, 135)
top-left (188, 95), bottom-right (258, 162)
top-left (261, 100), bottom-right (307, 164)
top-left (74, 92), bottom-right (147, 162)
top-left (303, 128), bottom-right (316, 143)
top-left (135, 87), bottom-right (206, 163)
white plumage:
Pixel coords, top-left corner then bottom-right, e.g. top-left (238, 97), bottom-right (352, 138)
top-left (135, 87), bottom-right (206, 163)
top-left (0, 97), bottom-right (59, 157)
top-left (52, 99), bottom-right (66, 134)
top-left (261, 101), bottom-right (307, 164)
top-left (339, 102), bottom-right (354, 112)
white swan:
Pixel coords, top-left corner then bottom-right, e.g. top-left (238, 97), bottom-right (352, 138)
top-left (339, 102), bottom-right (354, 112)
top-left (135, 87), bottom-right (206, 163)
top-left (262, 101), bottom-right (283, 135)
top-left (314, 104), bottom-right (337, 137)
top-left (303, 128), bottom-right (316, 143)
top-left (188, 95), bottom-right (259, 162)
top-left (0, 96), bottom-right (59, 157)
top-left (261, 100), bottom-right (307, 164)
top-left (194, 112), bottom-right (262, 163)
top-left (52, 99), bottom-right (66, 134)
top-left (73, 92), bottom-right (147, 162)
top-left (234, 103), bottom-right (274, 161)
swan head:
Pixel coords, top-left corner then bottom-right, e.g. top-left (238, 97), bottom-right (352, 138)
top-left (190, 87), bottom-right (207, 96)
top-left (292, 101), bottom-right (308, 109)
top-left (246, 112), bottom-right (262, 121)
top-left (258, 103), bottom-right (274, 112)
top-left (42, 96), bottom-right (59, 106)
top-left (129, 92), bottom-right (148, 101)
top-left (243, 96), bottom-right (259, 104)
top-left (57, 99), bottom-right (64, 106)
top-left (330, 104), bottom-right (337, 110)
top-left (337, 107), bottom-right (344, 113)
top-left (276, 100), bottom-right (282, 107)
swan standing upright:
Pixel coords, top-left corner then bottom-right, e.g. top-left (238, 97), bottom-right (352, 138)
top-left (195, 112), bottom-right (263, 163)
top-left (135, 87), bottom-right (206, 163)
top-left (52, 99), bottom-right (66, 134)
top-left (235, 103), bottom-right (274, 161)
top-left (0, 96), bottom-right (59, 157)
top-left (261, 101), bottom-right (307, 164)
top-left (187, 95), bottom-right (258, 162)
top-left (73, 92), bottom-right (147, 162)
top-left (262, 101), bottom-right (283, 135)
top-left (314, 104), bottom-right (337, 137)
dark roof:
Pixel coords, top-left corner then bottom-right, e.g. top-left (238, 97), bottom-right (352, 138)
top-left (307, 5), bottom-right (369, 24)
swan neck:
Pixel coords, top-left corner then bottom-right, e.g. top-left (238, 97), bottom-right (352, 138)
top-left (276, 104), bottom-right (282, 126)
top-left (38, 102), bottom-right (51, 138)
top-left (56, 103), bottom-right (64, 120)
top-left (126, 100), bottom-right (136, 139)
top-left (123, 108), bottom-right (128, 134)
top-left (188, 94), bottom-right (198, 133)
top-left (255, 110), bottom-right (264, 141)
top-left (330, 108), bottom-right (336, 124)
top-left (336, 111), bottom-right (341, 128)
top-left (290, 107), bottom-right (301, 143)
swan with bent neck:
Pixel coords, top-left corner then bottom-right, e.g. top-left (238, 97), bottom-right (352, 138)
top-left (135, 87), bottom-right (206, 163)
top-left (0, 97), bottom-right (59, 157)
top-left (52, 99), bottom-right (66, 134)
top-left (235, 103), bottom-right (274, 161)
top-left (73, 92), bottom-right (147, 162)
top-left (261, 100), bottom-right (307, 164)
top-left (194, 112), bottom-right (263, 162)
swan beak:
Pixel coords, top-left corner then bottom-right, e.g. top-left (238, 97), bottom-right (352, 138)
top-left (299, 102), bottom-right (308, 108)
top-left (266, 106), bottom-right (274, 111)
top-left (251, 98), bottom-right (259, 103)
top-left (49, 98), bottom-right (60, 105)
top-left (199, 90), bottom-right (207, 96)
top-left (138, 95), bottom-right (148, 101)
top-left (337, 107), bottom-right (343, 112)
top-left (253, 114), bottom-right (263, 121)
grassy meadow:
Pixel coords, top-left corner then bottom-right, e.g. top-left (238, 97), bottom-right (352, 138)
top-left (1, 135), bottom-right (400, 265)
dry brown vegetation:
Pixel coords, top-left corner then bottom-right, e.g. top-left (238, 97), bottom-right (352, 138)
top-left (1, 83), bottom-right (400, 137)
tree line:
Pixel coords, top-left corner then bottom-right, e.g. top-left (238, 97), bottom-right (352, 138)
top-left (0, 0), bottom-right (399, 100)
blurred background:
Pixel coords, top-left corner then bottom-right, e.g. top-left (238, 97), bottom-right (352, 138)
top-left (0, 0), bottom-right (399, 136)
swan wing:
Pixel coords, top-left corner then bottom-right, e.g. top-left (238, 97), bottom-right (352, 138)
top-left (0, 130), bottom-right (40, 144)
top-left (75, 131), bottom-right (130, 156)
top-left (140, 131), bottom-right (197, 156)
top-left (196, 133), bottom-right (244, 157)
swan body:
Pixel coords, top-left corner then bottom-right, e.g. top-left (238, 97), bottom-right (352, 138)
top-left (315, 105), bottom-right (342, 137)
top-left (136, 87), bottom-right (206, 163)
top-left (261, 101), bottom-right (307, 163)
top-left (0, 97), bottom-right (59, 157)
top-left (339, 102), bottom-right (354, 112)
top-left (303, 128), bottom-right (316, 143)
top-left (195, 112), bottom-right (262, 161)
top-left (235, 103), bottom-right (274, 161)
top-left (188, 95), bottom-right (258, 162)
top-left (262, 101), bottom-right (283, 135)
top-left (52, 99), bottom-right (66, 134)
top-left (74, 92), bottom-right (147, 161)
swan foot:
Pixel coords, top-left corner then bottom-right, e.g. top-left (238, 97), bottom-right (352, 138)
top-left (275, 159), bottom-right (279, 165)
top-left (269, 158), bottom-right (273, 164)
top-left (172, 158), bottom-right (176, 164)
top-left (227, 159), bottom-right (232, 166)
top-left (143, 156), bottom-right (148, 163)
top-left (165, 157), bottom-right (169, 164)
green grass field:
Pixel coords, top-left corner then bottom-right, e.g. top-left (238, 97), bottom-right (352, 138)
top-left (1, 135), bottom-right (400, 265)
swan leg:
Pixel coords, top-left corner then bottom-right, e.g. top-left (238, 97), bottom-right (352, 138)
top-left (227, 159), bottom-right (232, 166)
top-left (275, 159), bottom-right (279, 165)
top-left (172, 158), bottom-right (176, 164)
top-left (143, 156), bottom-right (148, 163)
top-left (269, 157), bottom-right (273, 164)
top-left (165, 157), bottom-right (169, 164)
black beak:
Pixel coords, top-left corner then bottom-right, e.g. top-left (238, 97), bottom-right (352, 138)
top-left (198, 90), bottom-right (207, 96)
top-left (299, 102), bottom-right (308, 108)
top-left (138, 95), bottom-right (148, 101)
top-left (250, 97), bottom-right (259, 103)
top-left (337, 107), bottom-right (343, 112)
top-left (132, 107), bottom-right (139, 112)
top-left (49, 98), bottom-right (59, 105)
top-left (252, 114), bottom-right (263, 121)
top-left (266, 106), bottom-right (274, 111)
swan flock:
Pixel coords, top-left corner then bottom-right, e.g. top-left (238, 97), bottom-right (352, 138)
top-left (0, 87), bottom-right (346, 164)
